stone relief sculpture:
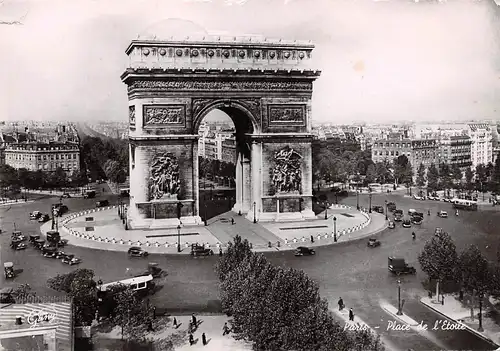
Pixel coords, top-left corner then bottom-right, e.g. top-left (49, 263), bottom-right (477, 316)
top-left (149, 152), bottom-right (180, 200)
top-left (129, 80), bottom-right (313, 92)
top-left (271, 146), bottom-right (302, 193)
top-left (269, 106), bottom-right (304, 123)
top-left (129, 106), bottom-right (136, 125)
top-left (144, 106), bottom-right (184, 125)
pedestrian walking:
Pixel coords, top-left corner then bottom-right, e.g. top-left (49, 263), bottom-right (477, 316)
top-left (349, 308), bottom-right (354, 321)
top-left (231, 218), bottom-right (234, 225)
top-left (202, 332), bottom-right (207, 345)
top-left (219, 248), bottom-right (223, 256)
top-left (189, 333), bottom-right (194, 346)
top-left (192, 314), bottom-right (197, 327)
top-left (338, 297), bottom-right (344, 311)
top-left (173, 317), bottom-right (177, 328)
top-left (152, 306), bottom-right (156, 319)
top-left (223, 322), bottom-right (229, 335)
top-left (310, 235), bottom-right (314, 243)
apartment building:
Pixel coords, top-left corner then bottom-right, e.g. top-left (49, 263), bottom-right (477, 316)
top-left (439, 135), bottom-right (472, 172)
top-left (466, 124), bottom-right (493, 168)
top-left (410, 139), bottom-right (439, 171)
top-left (371, 137), bottom-right (412, 163)
top-left (4, 142), bottom-right (80, 174)
top-left (221, 137), bottom-right (237, 164)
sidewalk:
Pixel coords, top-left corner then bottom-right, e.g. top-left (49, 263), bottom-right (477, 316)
top-left (0, 199), bottom-right (34, 207)
top-left (93, 314), bottom-right (253, 351)
top-left (41, 204), bottom-right (387, 255)
top-left (420, 294), bottom-right (500, 347)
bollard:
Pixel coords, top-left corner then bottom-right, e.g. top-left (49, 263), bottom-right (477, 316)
top-left (268, 241), bottom-right (271, 248)
top-left (277, 241), bottom-right (280, 248)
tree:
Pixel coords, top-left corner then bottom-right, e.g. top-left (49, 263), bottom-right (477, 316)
top-left (418, 232), bottom-right (459, 299)
top-left (215, 235), bottom-right (253, 282)
top-left (416, 163), bottom-right (426, 188)
top-left (112, 285), bottom-right (154, 341)
top-left (439, 163), bottom-right (453, 193)
top-left (11, 283), bottom-right (36, 303)
top-left (375, 161), bottom-right (391, 184)
top-left (71, 169), bottom-right (87, 187)
top-left (47, 269), bottom-right (98, 326)
top-left (492, 157), bottom-right (500, 193)
top-left (465, 168), bottom-right (475, 193)
top-left (17, 168), bottom-right (30, 189)
top-left (365, 164), bottom-right (377, 184)
top-left (393, 155), bottom-right (409, 185)
top-left (452, 164), bottom-right (463, 185)
top-left (476, 164), bottom-right (488, 192)
top-left (0, 164), bottom-right (19, 189)
top-left (47, 167), bottom-right (68, 188)
top-left (427, 163), bottom-right (439, 193)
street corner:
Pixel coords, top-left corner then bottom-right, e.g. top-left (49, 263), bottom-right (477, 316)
top-left (380, 301), bottom-right (419, 327)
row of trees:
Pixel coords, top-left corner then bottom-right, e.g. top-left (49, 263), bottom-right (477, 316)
top-left (216, 236), bottom-right (384, 351)
top-left (80, 136), bottom-right (129, 184)
top-left (418, 233), bottom-right (500, 326)
top-left (0, 164), bottom-right (87, 191)
top-left (198, 156), bottom-right (236, 181)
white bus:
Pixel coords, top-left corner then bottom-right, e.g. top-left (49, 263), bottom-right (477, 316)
top-left (452, 198), bottom-right (478, 211)
top-left (98, 274), bottom-right (155, 294)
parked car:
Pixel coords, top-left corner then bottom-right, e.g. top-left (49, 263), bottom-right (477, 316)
top-left (30, 211), bottom-right (42, 220)
top-left (388, 221), bottom-right (396, 229)
top-left (411, 217), bottom-right (423, 225)
top-left (367, 238), bottom-right (381, 248)
top-left (402, 219), bottom-right (412, 228)
top-left (191, 244), bottom-right (214, 257)
top-left (413, 212), bottom-right (424, 219)
top-left (38, 214), bottom-right (50, 223)
top-left (413, 195), bottom-right (422, 200)
top-left (387, 202), bottom-right (396, 212)
top-left (83, 190), bottom-right (96, 199)
top-left (61, 254), bottom-right (81, 265)
top-left (372, 206), bottom-right (384, 214)
top-left (128, 247), bottom-right (149, 257)
top-left (294, 246), bottom-right (315, 256)
top-left (42, 247), bottom-right (58, 258)
top-left (10, 241), bottom-right (26, 250)
top-left (52, 203), bottom-right (68, 216)
top-left (96, 200), bottom-right (109, 208)
top-left (438, 211), bottom-right (448, 218)
top-left (11, 231), bottom-right (26, 241)
top-left (61, 193), bottom-right (71, 198)
top-left (388, 257), bottom-right (416, 275)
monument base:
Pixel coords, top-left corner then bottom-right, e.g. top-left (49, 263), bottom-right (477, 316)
top-left (231, 203), bottom-right (251, 215)
top-left (257, 210), bottom-right (316, 222)
top-left (129, 216), bottom-right (204, 230)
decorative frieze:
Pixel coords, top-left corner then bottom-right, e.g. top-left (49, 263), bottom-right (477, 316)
top-left (268, 105), bottom-right (306, 126)
top-left (129, 106), bottom-right (136, 125)
top-left (143, 105), bottom-right (185, 126)
top-left (192, 98), bottom-right (215, 117)
top-left (129, 80), bottom-right (313, 92)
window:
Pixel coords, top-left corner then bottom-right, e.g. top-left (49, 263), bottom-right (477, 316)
top-left (138, 282), bottom-right (146, 289)
top-left (130, 284), bottom-right (138, 290)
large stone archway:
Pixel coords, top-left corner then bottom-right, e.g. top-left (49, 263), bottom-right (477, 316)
top-left (122, 35), bottom-right (321, 228)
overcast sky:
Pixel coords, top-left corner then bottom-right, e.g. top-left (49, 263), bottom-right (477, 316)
top-left (1, 0), bottom-right (499, 125)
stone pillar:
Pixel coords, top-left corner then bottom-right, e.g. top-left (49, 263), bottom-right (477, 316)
top-left (129, 145), bottom-right (149, 223)
top-left (301, 142), bottom-right (315, 219)
top-left (242, 157), bottom-right (251, 212)
top-left (246, 141), bottom-right (261, 221)
top-left (233, 152), bottom-right (243, 214)
top-left (192, 141), bottom-right (200, 217)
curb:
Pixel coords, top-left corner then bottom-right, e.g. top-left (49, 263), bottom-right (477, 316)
top-left (0, 200), bottom-right (35, 207)
top-left (419, 299), bottom-right (499, 347)
top-left (380, 303), bottom-right (419, 326)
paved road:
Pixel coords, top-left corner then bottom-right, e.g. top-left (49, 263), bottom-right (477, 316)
top-left (1, 191), bottom-right (498, 350)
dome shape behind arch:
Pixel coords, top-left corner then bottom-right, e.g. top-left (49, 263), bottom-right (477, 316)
top-left (138, 18), bottom-right (209, 40)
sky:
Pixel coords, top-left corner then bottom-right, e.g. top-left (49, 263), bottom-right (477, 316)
top-left (1, 0), bottom-right (500, 125)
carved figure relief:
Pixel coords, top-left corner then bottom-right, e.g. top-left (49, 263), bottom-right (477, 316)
top-left (271, 146), bottom-right (302, 193)
top-left (143, 105), bottom-right (185, 125)
top-left (269, 105), bottom-right (304, 124)
top-left (149, 152), bottom-right (180, 200)
top-left (240, 99), bottom-right (261, 120)
top-left (192, 98), bottom-right (215, 117)
top-left (129, 80), bottom-right (313, 92)
top-left (129, 106), bottom-right (136, 125)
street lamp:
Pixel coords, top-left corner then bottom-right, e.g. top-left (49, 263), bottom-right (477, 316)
top-left (177, 225), bottom-right (181, 253)
top-left (478, 292), bottom-right (484, 332)
top-left (204, 197), bottom-right (208, 226)
top-left (324, 201), bottom-right (329, 220)
top-left (356, 191), bottom-right (360, 210)
top-left (253, 201), bottom-right (257, 223)
top-left (333, 216), bottom-right (337, 242)
top-left (369, 192), bottom-right (372, 213)
top-left (397, 279), bottom-right (403, 315)
top-left (385, 200), bottom-right (388, 220)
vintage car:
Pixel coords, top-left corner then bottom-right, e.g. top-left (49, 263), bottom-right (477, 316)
top-left (128, 247), bottom-right (149, 257)
top-left (387, 202), bottom-right (397, 212)
top-left (29, 234), bottom-right (41, 243)
top-left (38, 214), bottom-right (50, 223)
top-left (83, 190), bottom-right (96, 199)
top-left (11, 231), bottom-right (26, 241)
top-left (34, 239), bottom-right (46, 250)
top-left (388, 221), bottom-right (396, 229)
top-left (435, 227), bottom-right (444, 236)
top-left (367, 238), bottom-right (381, 248)
top-left (411, 216), bottom-right (423, 225)
top-left (294, 246), bottom-right (316, 256)
top-left (413, 195), bottom-right (423, 200)
top-left (388, 257), bottom-right (417, 275)
top-left (61, 193), bottom-right (71, 198)
top-left (438, 211), bottom-right (448, 218)
top-left (96, 200), bottom-right (109, 208)
top-left (372, 206), bottom-right (384, 214)
top-left (10, 241), bottom-right (27, 250)
top-left (4, 262), bottom-right (15, 279)
top-left (402, 219), bottom-right (412, 228)
top-left (61, 254), bottom-right (81, 265)
top-left (191, 244), bottom-right (214, 257)
top-left (42, 247), bottom-right (58, 258)
top-left (30, 211), bottom-right (42, 220)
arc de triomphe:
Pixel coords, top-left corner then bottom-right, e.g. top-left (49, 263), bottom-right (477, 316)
top-left (121, 35), bottom-right (321, 229)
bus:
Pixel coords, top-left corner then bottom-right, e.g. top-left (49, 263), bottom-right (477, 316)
top-left (452, 198), bottom-right (478, 211)
top-left (98, 274), bottom-right (155, 296)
